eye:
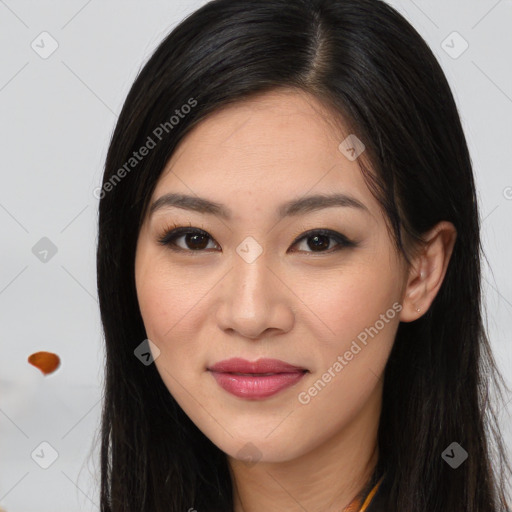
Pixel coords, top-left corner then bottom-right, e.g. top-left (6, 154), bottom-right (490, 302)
top-left (157, 224), bottom-right (356, 254)
top-left (157, 224), bottom-right (219, 252)
top-left (289, 228), bottom-right (356, 253)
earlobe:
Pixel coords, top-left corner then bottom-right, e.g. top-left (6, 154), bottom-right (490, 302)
top-left (409, 270), bottom-right (425, 313)
top-left (399, 221), bottom-right (457, 323)
top-left (400, 267), bottom-right (427, 322)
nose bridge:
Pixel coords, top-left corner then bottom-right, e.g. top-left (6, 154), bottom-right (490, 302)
top-left (231, 247), bottom-right (272, 311)
top-left (215, 246), bottom-right (293, 338)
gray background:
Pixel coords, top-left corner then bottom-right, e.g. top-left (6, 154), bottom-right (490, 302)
top-left (0, 1), bottom-right (511, 510)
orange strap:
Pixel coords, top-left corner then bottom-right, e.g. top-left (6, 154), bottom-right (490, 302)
top-left (344, 475), bottom-right (384, 512)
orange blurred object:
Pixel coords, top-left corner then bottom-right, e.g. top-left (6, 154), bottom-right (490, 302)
top-left (28, 351), bottom-right (61, 375)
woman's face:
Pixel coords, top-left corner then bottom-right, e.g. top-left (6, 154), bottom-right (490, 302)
top-left (135, 89), bottom-right (410, 463)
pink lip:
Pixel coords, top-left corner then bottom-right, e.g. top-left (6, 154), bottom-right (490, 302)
top-left (208, 358), bottom-right (307, 400)
top-left (209, 357), bottom-right (306, 374)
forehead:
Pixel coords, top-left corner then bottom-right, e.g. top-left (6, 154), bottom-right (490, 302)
top-left (152, 89), bottom-right (379, 220)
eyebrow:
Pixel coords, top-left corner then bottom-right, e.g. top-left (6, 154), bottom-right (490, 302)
top-left (149, 192), bottom-right (369, 220)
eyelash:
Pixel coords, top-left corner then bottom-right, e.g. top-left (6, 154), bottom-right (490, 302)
top-left (156, 221), bottom-right (357, 255)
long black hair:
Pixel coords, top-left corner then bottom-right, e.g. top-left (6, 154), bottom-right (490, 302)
top-left (96, 0), bottom-right (511, 510)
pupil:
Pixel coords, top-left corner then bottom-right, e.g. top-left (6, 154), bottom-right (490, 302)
top-left (186, 233), bottom-right (208, 250)
top-left (308, 234), bottom-right (329, 251)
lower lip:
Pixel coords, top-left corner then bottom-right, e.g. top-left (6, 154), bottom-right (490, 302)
top-left (209, 370), bottom-right (307, 399)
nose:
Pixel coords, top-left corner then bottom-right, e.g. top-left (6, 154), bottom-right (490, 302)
top-left (214, 253), bottom-right (295, 340)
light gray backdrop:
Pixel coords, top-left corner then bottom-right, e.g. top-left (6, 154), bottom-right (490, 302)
top-left (1, 1), bottom-right (511, 510)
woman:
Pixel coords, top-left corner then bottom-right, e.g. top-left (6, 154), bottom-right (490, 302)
top-left (96, 0), bottom-right (511, 510)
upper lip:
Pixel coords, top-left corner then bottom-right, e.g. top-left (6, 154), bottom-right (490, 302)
top-left (208, 357), bottom-right (307, 374)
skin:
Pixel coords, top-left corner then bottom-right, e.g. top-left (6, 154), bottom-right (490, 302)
top-left (135, 88), bottom-right (457, 512)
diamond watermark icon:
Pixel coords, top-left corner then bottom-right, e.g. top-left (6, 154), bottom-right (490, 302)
top-left (441, 31), bottom-right (469, 59)
top-left (134, 339), bottom-right (161, 366)
top-left (441, 441), bottom-right (468, 469)
top-left (338, 134), bottom-right (365, 161)
top-left (31, 31), bottom-right (59, 59)
top-left (31, 441), bottom-right (59, 469)
top-left (236, 442), bottom-right (262, 468)
top-left (32, 237), bottom-right (58, 263)
top-left (236, 236), bottom-right (263, 264)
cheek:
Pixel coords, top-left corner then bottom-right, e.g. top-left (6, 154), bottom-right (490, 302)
top-left (135, 259), bottom-right (210, 364)
top-left (288, 251), bottom-right (402, 395)
top-left (136, 270), bottom-right (172, 339)
top-left (291, 258), bottom-right (401, 342)
top-left (305, 282), bottom-right (398, 381)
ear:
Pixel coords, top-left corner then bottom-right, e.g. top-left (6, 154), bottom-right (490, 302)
top-left (399, 221), bottom-right (457, 322)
